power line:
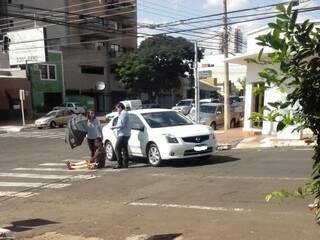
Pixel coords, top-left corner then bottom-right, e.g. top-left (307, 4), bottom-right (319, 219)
top-left (143, 5), bottom-right (320, 35)
top-left (4, 1), bottom-right (319, 53)
top-left (148, 0), bottom-right (293, 28)
top-left (0, 0), bottom-right (100, 26)
top-left (0, 0), bottom-right (135, 30)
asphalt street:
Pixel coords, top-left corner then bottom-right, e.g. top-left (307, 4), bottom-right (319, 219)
top-left (0, 128), bottom-right (318, 240)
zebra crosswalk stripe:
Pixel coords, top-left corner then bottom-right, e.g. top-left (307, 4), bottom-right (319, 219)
top-left (0, 131), bottom-right (64, 139)
top-left (39, 163), bottom-right (68, 166)
top-left (14, 167), bottom-right (128, 173)
top-left (13, 167), bottom-right (93, 172)
top-left (0, 172), bottom-right (97, 180)
top-left (0, 191), bottom-right (39, 198)
top-left (0, 182), bottom-right (71, 189)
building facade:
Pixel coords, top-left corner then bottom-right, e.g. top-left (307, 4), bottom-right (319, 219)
top-left (5, 0), bottom-right (137, 112)
top-left (29, 51), bottom-right (64, 112)
top-left (226, 21), bottom-right (320, 139)
top-left (198, 54), bottom-right (246, 95)
top-left (0, 53), bottom-right (31, 121)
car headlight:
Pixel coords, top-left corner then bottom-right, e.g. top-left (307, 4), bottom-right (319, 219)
top-left (163, 134), bottom-right (179, 143)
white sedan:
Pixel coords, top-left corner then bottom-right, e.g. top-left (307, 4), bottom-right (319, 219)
top-left (102, 109), bottom-right (217, 167)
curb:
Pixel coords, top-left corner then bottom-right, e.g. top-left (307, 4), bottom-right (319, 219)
top-left (217, 144), bottom-right (232, 151)
top-left (20, 125), bottom-right (37, 132)
top-left (217, 139), bottom-right (244, 151)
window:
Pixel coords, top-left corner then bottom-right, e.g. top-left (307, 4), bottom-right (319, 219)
top-left (109, 44), bottom-right (121, 58)
top-left (129, 114), bottom-right (144, 130)
top-left (40, 64), bottom-right (56, 80)
top-left (81, 65), bottom-right (104, 75)
top-left (200, 105), bottom-right (217, 114)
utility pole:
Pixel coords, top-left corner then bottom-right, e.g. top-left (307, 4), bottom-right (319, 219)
top-left (223, 0), bottom-right (230, 130)
top-left (194, 41), bottom-right (200, 123)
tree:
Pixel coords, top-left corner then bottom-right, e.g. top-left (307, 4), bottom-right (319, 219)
top-left (117, 35), bottom-right (203, 100)
top-left (249, 3), bottom-right (320, 224)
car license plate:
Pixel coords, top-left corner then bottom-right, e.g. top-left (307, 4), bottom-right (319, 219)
top-left (194, 145), bottom-right (208, 152)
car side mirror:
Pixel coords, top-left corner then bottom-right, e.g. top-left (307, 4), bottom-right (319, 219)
top-left (138, 126), bottom-right (144, 132)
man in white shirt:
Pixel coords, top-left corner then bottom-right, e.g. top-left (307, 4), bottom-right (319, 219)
top-left (111, 103), bottom-right (131, 168)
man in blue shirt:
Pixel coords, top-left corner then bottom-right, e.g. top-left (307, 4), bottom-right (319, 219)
top-left (111, 103), bottom-right (131, 168)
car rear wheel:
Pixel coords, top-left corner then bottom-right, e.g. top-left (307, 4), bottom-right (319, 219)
top-left (105, 141), bottom-right (116, 161)
top-left (50, 121), bottom-right (56, 128)
top-left (147, 143), bottom-right (162, 167)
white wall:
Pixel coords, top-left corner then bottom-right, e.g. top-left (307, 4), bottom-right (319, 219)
top-left (243, 82), bottom-right (253, 131)
top-left (199, 54), bottom-right (246, 92)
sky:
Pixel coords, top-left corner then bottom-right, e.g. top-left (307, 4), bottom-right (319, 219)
top-left (137, 0), bottom-right (320, 48)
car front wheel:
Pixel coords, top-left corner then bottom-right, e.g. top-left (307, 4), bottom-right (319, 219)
top-left (147, 143), bottom-right (162, 167)
top-left (105, 141), bottom-right (116, 161)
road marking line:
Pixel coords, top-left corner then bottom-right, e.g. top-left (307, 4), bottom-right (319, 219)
top-left (0, 191), bottom-right (39, 198)
top-left (0, 182), bottom-right (70, 189)
top-left (126, 235), bottom-right (183, 240)
top-left (206, 176), bottom-right (308, 181)
top-left (14, 167), bottom-right (127, 173)
top-left (126, 235), bottom-right (149, 240)
top-left (62, 159), bottom-right (84, 162)
top-left (128, 202), bottom-right (251, 213)
top-left (0, 173), bottom-right (97, 180)
top-left (39, 163), bottom-right (67, 166)
top-left (149, 174), bottom-right (308, 181)
top-left (13, 167), bottom-right (94, 172)
top-left (100, 169), bottom-right (127, 172)
top-left (292, 148), bottom-right (313, 151)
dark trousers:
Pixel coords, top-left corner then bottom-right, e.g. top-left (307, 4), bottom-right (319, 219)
top-left (87, 138), bottom-right (96, 157)
top-left (115, 136), bottom-right (130, 167)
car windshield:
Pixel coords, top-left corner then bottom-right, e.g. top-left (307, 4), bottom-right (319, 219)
top-left (74, 103), bottom-right (80, 107)
top-left (46, 111), bottom-right (57, 117)
top-left (177, 100), bottom-right (192, 106)
top-left (200, 105), bottom-right (217, 113)
top-left (142, 111), bottom-right (193, 128)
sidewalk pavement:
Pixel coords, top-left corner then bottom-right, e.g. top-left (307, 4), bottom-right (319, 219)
top-left (215, 128), bottom-right (248, 150)
top-left (0, 121), bottom-right (34, 133)
top-left (215, 127), bottom-right (314, 150)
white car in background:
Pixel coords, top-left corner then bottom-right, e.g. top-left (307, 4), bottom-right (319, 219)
top-left (105, 99), bottom-right (142, 123)
top-left (53, 102), bottom-right (86, 114)
top-left (35, 110), bottom-right (73, 129)
top-left (172, 99), bottom-right (194, 115)
top-left (102, 109), bottom-right (216, 167)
